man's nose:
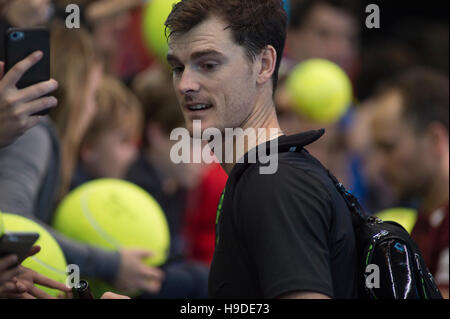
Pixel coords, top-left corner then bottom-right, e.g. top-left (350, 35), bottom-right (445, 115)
top-left (177, 67), bottom-right (201, 95)
top-left (371, 149), bottom-right (389, 177)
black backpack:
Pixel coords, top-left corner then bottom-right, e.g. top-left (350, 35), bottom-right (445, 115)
top-left (327, 171), bottom-right (443, 299)
top-left (250, 129), bottom-right (442, 299)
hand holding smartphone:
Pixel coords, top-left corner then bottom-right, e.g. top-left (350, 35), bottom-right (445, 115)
top-left (0, 27), bottom-right (58, 147)
top-left (0, 232), bottom-right (40, 266)
top-left (4, 27), bottom-right (54, 116)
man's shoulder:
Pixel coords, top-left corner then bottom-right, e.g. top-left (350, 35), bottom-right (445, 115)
top-left (236, 147), bottom-right (330, 190)
top-left (232, 129), bottom-right (329, 184)
top-left (226, 129), bottom-right (345, 213)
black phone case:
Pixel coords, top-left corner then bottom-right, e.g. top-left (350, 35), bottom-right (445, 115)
top-left (4, 27), bottom-right (50, 116)
top-left (0, 232), bottom-right (40, 264)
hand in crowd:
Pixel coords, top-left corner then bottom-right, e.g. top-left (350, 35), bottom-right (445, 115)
top-left (0, 254), bottom-right (23, 298)
top-left (0, 245), bottom-right (71, 299)
top-left (0, 51), bottom-right (58, 148)
top-left (100, 292), bottom-right (131, 299)
top-left (114, 249), bottom-right (165, 295)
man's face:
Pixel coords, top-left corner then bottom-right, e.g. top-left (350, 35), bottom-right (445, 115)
top-left (370, 90), bottom-right (435, 201)
top-left (287, 3), bottom-right (358, 74)
top-left (167, 16), bottom-right (259, 135)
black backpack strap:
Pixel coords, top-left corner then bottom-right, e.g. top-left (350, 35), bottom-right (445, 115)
top-left (284, 146), bottom-right (368, 228)
top-left (284, 145), bottom-right (368, 227)
top-left (325, 170), bottom-right (368, 227)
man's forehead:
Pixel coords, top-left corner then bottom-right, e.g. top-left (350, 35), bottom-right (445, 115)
top-left (375, 91), bottom-right (403, 119)
top-left (168, 16), bottom-right (233, 57)
top-left (371, 90), bottom-right (406, 132)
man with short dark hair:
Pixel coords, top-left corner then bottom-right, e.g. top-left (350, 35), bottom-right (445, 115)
top-left (286, 0), bottom-right (360, 77)
top-left (370, 67), bottom-right (449, 298)
top-left (165, 0), bottom-right (357, 299)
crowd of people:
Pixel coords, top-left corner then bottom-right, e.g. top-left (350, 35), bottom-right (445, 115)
top-left (0, 0), bottom-right (448, 299)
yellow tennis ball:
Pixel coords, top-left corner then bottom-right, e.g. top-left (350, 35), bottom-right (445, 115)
top-left (286, 59), bottom-right (353, 124)
top-left (376, 208), bottom-right (418, 234)
top-left (52, 179), bottom-right (170, 297)
top-left (52, 179), bottom-right (170, 266)
top-left (2, 213), bottom-right (68, 297)
top-left (142, 0), bottom-right (180, 63)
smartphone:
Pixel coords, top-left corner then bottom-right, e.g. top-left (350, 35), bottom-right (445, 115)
top-left (4, 27), bottom-right (51, 116)
top-left (0, 232), bottom-right (40, 265)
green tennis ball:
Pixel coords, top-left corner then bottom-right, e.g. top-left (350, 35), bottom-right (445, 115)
top-left (142, 0), bottom-right (180, 63)
top-left (52, 179), bottom-right (170, 297)
top-left (376, 208), bottom-right (418, 234)
top-left (286, 59), bottom-right (353, 124)
top-left (2, 213), bottom-right (67, 297)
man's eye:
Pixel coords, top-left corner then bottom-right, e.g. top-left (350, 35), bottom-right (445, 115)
top-left (201, 62), bottom-right (218, 71)
top-left (376, 141), bottom-right (396, 154)
top-left (172, 66), bottom-right (184, 74)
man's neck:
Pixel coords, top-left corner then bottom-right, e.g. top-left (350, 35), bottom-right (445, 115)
top-left (219, 100), bottom-right (283, 175)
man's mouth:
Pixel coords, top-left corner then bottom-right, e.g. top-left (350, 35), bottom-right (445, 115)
top-left (186, 103), bottom-right (213, 111)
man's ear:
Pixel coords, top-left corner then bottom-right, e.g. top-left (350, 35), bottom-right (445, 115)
top-left (426, 122), bottom-right (449, 157)
top-left (256, 45), bottom-right (277, 86)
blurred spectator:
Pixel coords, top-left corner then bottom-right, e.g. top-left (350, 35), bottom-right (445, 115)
top-left (355, 39), bottom-right (419, 102)
top-left (285, 0), bottom-right (361, 79)
top-left (183, 163), bottom-right (228, 266)
top-left (346, 98), bottom-right (399, 213)
top-left (49, 22), bottom-right (168, 296)
top-left (356, 19), bottom-right (449, 102)
top-left (83, 0), bottom-right (143, 77)
top-left (0, 0), bottom-right (53, 60)
top-left (351, 17), bottom-right (448, 212)
top-left (72, 74), bottom-right (142, 188)
top-left (347, 40), bottom-right (419, 211)
top-left (53, 0), bottom-right (147, 79)
top-left (369, 67), bottom-right (449, 297)
top-left (0, 0), bottom-right (52, 29)
top-left (0, 21), bottom-right (160, 297)
top-left (49, 20), bottom-right (103, 201)
top-left (393, 18), bottom-right (449, 76)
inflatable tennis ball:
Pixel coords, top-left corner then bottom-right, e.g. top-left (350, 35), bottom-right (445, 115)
top-left (286, 59), bottom-right (353, 124)
top-left (142, 0), bottom-right (180, 63)
top-left (2, 213), bottom-right (67, 298)
top-left (52, 179), bottom-right (170, 297)
top-left (376, 208), bottom-right (418, 234)
top-left (53, 179), bottom-right (170, 266)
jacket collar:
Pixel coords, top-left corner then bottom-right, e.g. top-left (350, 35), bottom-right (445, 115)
top-left (228, 129), bottom-right (326, 179)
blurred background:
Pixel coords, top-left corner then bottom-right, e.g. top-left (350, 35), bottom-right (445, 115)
top-left (0, 0), bottom-right (448, 298)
